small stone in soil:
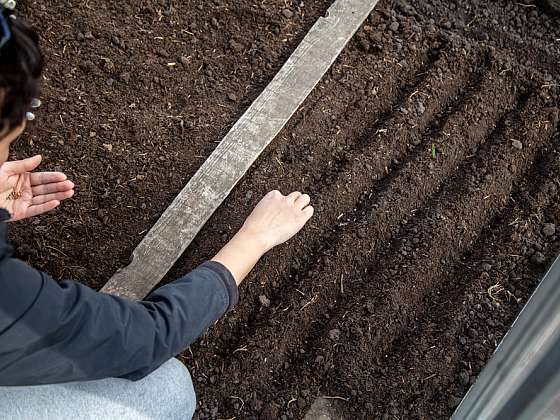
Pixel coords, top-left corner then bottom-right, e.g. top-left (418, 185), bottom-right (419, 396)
top-left (229, 39), bottom-right (244, 52)
top-left (111, 35), bottom-right (123, 48)
top-left (511, 139), bottom-right (523, 150)
top-left (282, 9), bottom-right (294, 18)
top-left (543, 223), bottom-right (556, 237)
top-left (480, 262), bottom-right (492, 272)
top-left (79, 61), bottom-right (97, 74)
top-left (259, 295), bottom-right (271, 307)
top-left (227, 93), bottom-right (237, 101)
top-left (119, 72), bottom-right (131, 83)
top-left (251, 398), bottom-right (263, 412)
top-left (531, 251), bottom-right (546, 265)
top-left (358, 37), bottom-right (371, 52)
top-left (178, 56), bottom-right (189, 66)
top-left (390, 21), bottom-right (400, 32)
top-left (448, 396), bottom-right (463, 408)
top-left (329, 328), bottom-right (341, 341)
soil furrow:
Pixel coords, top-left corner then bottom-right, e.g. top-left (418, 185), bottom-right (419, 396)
top-left (245, 93), bottom-right (548, 420)
top-left (180, 45), bottom-right (485, 361)
top-left (225, 95), bottom-right (557, 419)
top-left (274, 46), bottom-right (434, 170)
top-left (189, 47), bottom-right (493, 360)
top-left (313, 99), bottom-right (559, 416)
top-left (234, 63), bottom-right (517, 356)
top-left (191, 64), bottom-right (537, 417)
top-left (174, 39), bottom-right (448, 278)
top-left (365, 140), bottom-right (560, 418)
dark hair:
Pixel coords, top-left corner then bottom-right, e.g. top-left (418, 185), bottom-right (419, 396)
top-left (0, 13), bottom-right (43, 134)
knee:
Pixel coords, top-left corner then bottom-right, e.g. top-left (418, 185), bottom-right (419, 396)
top-left (156, 358), bottom-right (197, 419)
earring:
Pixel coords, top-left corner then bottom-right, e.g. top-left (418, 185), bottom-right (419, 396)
top-left (26, 97), bottom-right (41, 121)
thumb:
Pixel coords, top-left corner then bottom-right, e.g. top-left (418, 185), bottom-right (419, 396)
top-left (3, 155), bottom-right (42, 174)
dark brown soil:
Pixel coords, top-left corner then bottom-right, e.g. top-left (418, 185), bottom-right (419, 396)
top-left (11, 0), bottom-right (560, 419)
top-left (12, 0), bottom-right (334, 286)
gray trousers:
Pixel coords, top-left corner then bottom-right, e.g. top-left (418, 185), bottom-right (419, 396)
top-left (0, 358), bottom-right (196, 419)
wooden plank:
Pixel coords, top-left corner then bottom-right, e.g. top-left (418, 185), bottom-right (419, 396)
top-left (101, 0), bottom-right (380, 300)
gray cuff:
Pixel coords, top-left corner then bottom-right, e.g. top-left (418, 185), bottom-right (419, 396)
top-left (200, 261), bottom-right (239, 312)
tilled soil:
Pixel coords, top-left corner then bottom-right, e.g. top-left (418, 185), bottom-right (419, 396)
top-left (10, 0), bottom-right (560, 419)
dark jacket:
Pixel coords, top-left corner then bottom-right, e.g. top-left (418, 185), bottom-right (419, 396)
top-left (0, 210), bottom-right (238, 386)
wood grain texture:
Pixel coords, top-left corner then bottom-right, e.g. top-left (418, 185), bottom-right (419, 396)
top-left (101, 0), bottom-right (380, 300)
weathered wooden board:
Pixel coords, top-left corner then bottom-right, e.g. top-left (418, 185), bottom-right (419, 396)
top-left (102, 0), bottom-right (380, 300)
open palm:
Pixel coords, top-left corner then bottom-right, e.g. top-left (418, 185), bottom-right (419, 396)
top-left (0, 155), bottom-right (74, 222)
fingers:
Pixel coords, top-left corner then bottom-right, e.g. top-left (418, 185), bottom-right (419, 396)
top-left (30, 171), bottom-right (67, 186)
top-left (265, 190), bottom-right (313, 216)
top-left (302, 205), bottom-right (314, 220)
top-left (3, 155), bottom-right (42, 174)
top-left (286, 191), bottom-right (302, 203)
top-left (25, 200), bottom-right (60, 219)
top-left (31, 180), bottom-right (74, 196)
top-left (266, 190), bottom-right (312, 211)
top-left (32, 189), bottom-right (74, 205)
top-left (266, 190), bottom-right (282, 199)
top-left (294, 193), bottom-right (310, 210)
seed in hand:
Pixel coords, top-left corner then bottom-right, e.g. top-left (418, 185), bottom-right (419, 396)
top-left (6, 190), bottom-right (22, 200)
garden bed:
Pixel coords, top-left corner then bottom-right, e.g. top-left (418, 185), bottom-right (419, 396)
top-left (12, 0), bottom-right (560, 418)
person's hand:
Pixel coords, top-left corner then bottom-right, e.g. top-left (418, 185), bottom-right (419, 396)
top-left (240, 190), bottom-right (314, 253)
top-left (0, 155), bottom-right (74, 221)
top-left (212, 190), bottom-right (314, 285)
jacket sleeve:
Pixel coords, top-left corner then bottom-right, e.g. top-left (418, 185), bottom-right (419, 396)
top-left (0, 256), bottom-right (238, 386)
